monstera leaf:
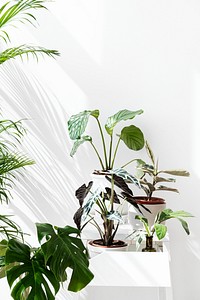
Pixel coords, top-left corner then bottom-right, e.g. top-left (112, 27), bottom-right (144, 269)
top-left (68, 110), bottom-right (99, 140)
top-left (37, 223), bottom-right (94, 292)
top-left (105, 109), bottom-right (143, 135)
top-left (5, 224), bottom-right (94, 299)
top-left (6, 239), bottom-right (60, 300)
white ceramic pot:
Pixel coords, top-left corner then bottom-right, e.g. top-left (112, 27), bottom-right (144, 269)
top-left (128, 196), bottom-right (166, 229)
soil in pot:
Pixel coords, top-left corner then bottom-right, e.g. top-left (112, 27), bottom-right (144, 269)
top-left (88, 239), bottom-right (128, 256)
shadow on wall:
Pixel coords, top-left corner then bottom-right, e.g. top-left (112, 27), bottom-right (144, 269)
top-left (0, 61), bottom-right (85, 236)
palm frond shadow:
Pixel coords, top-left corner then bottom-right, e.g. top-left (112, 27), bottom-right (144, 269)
top-left (0, 61), bottom-right (85, 232)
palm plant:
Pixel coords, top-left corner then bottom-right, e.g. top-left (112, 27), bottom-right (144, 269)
top-left (0, 117), bottom-right (35, 240)
top-left (0, 0), bottom-right (59, 64)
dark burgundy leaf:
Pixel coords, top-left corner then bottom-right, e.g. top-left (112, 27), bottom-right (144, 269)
top-left (73, 207), bottom-right (84, 229)
top-left (75, 181), bottom-right (93, 207)
top-left (105, 174), bottom-right (133, 195)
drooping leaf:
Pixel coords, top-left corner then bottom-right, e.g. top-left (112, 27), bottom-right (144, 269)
top-left (70, 135), bottom-right (92, 157)
top-left (105, 174), bottom-right (133, 195)
top-left (75, 181), bottom-right (93, 207)
top-left (157, 209), bottom-right (193, 221)
top-left (103, 187), bottom-right (120, 204)
top-left (120, 125), bottom-right (145, 151)
top-left (6, 239), bottom-right (60, 300)
top-left (0, 45), bottom-right (59, 65)
top-left (105, 109), bottom-right (143, 136)
top-left (73, 207), bottom-right (84, 230)
top-left (36, 223), bottom-right (94, 292)
top-left (155, 176), bottom-right (176, 183)
top-left (156, 185), bottom-right (179, 193)
top-left (68, 110), bottom-right (99, 140)
top-left (110, 168), bottom-right (141, 188)
top-left (159, 169), bottom-right (190, 177)
top-left (154, 223), bottom-right (167, 240)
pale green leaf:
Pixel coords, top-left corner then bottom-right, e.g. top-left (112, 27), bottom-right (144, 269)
top-left (145, 141), bottom-right (155, 165)
top-left (70, 135), bottom-right (92, 157)
top-left (68, 110), bottom-right (99, 140)
top-left (159, 170), bottom-right (190, 177)
top-left (105, 109), bottom-right (143, 135)
top-left (154, 223), bottom-right (167, 240)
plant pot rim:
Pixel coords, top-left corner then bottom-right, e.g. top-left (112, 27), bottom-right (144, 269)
top-left (89, 239), bottom-right (127, 249)
top-left (133, 196), bottom-right (166, 205)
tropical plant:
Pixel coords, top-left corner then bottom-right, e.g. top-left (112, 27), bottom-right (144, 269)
top-left (69, 108), bottom-right (146, 247)
top-left (132, 208), bottom-right (193, 250)
top-left (73, 171), bottom-right (147, 247)
top-left (0, 117), bottom-right (34, 241)
top-left (0, 223), bottom-right (94, 299)
top-left (122, 141), bottom-right (190, 200)
top-left (68, 109), bottom-right (145, 171)
top-left (0, 0), bottom-right (59, 64)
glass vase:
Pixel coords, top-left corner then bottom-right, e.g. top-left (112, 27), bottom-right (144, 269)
top-left (142, 235), bottom-right (156, 252)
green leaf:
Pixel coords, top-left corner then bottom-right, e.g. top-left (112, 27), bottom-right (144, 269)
top-left (0, 45), bottom-right (59, 65)
top-left (154, 223), bottom-right (167, 240)
top-left (36, 223), bottom-right (94, 292)
top-left (0, 0), bottom-right (47, 43)
top-left (6, 239), bottom-right (60, 300)
top-left (120, 125), bottom-right (145, 151)
top-left (156, 185), bottom-right (179, 193)
top-left (105, 109), bottom-right (143, 136)
top-left (70, 135), bottom-right (92, 156)
top-left (145, 141), bottom-right (155, 165)
top-left (159, 170), bottom-right (190, 177)
top-left (0, 239), bottom-right (8, 256)
top-left (68, 110), bottom-right (99, 140)
top-left (135, 215), bottom-right (148, 225)
top-left (177, 218), bottom-right (190, 235)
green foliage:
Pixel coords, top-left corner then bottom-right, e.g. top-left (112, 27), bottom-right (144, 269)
top-left (68, 109), bottom-right (144, 170)
top-left (3, 224), bottom-right (93, 300)
top-left (133, 208), bottom-right (193, 248)
top-left (0, 0), bottom-right (59, 64)
top-left (0, 45), bottom-right (59, 64)
top-left (135, 141), bottom-right (190, 199)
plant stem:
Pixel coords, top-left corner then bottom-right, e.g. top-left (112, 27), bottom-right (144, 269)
top-left (121, 158), bottom-right (137, 168)
top-left (108, 135), bottom-right (113, 169)
top-left (111, 136), bottom-right (121, 169)
top-left (96, 118), bottom-right (108, 170)
top-left (90, 142), bottom-right (105, 170)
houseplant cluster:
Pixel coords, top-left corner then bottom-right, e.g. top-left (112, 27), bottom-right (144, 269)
top-left (68, 109), bottom-right (192, 252)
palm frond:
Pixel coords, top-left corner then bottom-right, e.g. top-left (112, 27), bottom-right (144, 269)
top-left (0, 214), bottom-right (24, 240)
top-left (0, 45), bottom-right (60, 64)
top-left (0, 151), bottom-right (35, 203)
top-left (0, 0), bottom-right (47, 42)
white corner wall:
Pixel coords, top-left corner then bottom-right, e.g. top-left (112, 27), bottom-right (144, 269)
top-left (1, 0), bottom-right (200, 299)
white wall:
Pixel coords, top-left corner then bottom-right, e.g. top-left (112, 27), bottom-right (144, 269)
top-left (1, 0), bottom-right (200, 299)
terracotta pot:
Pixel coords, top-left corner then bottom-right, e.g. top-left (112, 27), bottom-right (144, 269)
top-left (88, 239), bottom-right (128, 256)
top-left (128, 196), bottom-right (166, 229)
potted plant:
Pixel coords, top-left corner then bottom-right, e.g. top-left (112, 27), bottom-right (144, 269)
top-left (68, 109), bottom-right (148, 250)
top-left (132, 208), bottom-right (193, 252)
top-left (121, 141), bottom-right (190, 227)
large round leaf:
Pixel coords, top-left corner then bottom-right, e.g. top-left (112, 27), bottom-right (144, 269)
top-left (105, 109), bottom-right (143, 136)
top-left (120, 125), bottom-right (144, 150)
